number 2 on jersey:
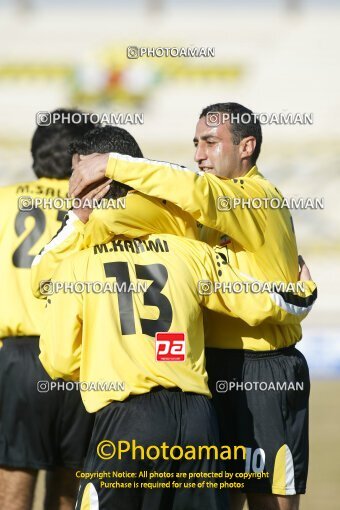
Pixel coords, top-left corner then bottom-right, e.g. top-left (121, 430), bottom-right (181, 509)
top-left (13, 208), bottom-right (67, 268)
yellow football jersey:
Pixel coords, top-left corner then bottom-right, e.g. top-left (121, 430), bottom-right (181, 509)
top-left (31, 192), bottom-right (199, 298)
top-left (39, 233), bottom-right (316, 413)
top-left (0, 178), bottom-right (68, 341)
top-left (104, 154), bottom-right (307, 350)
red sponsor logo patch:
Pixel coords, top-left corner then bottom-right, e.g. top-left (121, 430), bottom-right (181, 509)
top-left (155, 332), bottom-right (186, 361)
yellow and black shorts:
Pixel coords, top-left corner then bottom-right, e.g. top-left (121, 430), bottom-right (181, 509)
top-left (76, 387), bottom-right (230, 510)
top-left (206, 345), bottom-right (310, 495)
top-left (0, 336), bottom-right (94, 470)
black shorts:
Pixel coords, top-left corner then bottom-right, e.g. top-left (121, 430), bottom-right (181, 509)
top-left (206, 345), bottom-right (310, 495)
top-left (76, 388), bottom-right (229, 510)
top-left (0, 337), bottom-right (94, 470)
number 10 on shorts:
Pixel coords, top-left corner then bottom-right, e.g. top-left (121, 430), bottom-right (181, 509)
top-left (245, 447), bottom-right (266, 472)
top-left (155, 332), bottom-right (186, 361)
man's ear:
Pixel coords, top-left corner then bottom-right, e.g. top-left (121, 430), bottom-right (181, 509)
top-left (239, 136), bottom-right (256, 161)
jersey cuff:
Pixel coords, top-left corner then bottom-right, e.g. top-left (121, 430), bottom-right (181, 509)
top-left (68, 210), bottom-right (86, 233)
top-left (106, 153), bottom-right (119, 180)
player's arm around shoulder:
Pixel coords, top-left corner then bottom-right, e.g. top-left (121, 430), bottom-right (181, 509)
top-left (107, 154), bottom-right (268, 252)
top-left (265, 277), bottom-right (317, 325)
top-left (39, 250), bottom-right (85, 381)
top-left (197, 244), bottom-right (317, 326)
top-left (83, 192), bottom-right (152, 246)
top-left (31, 210), bottom-right (86, 299)
top-left (83, 192), bottom-right (181, 246)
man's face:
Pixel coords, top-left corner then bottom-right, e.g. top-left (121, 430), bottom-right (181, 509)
top-left (193, 116), bottom-right (241, 178)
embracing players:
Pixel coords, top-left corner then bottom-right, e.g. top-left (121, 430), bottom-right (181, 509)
top-left (37, 125), bottom-right (316, 510)
top-left (69, 103), bottom-right (315, 510)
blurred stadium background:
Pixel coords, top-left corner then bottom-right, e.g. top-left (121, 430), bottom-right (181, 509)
top-left (0, 0), bottom-right (339, 508)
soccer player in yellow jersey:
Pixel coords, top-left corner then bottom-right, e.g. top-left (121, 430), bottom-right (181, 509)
top-left (31, 128), bottom-right (200, 296)
top-left (68, 103), bottom-right (315, 510)
top-left (0, 110), bottom-right (96, 510)
top-left (39, 127), bottom-right (316, 510)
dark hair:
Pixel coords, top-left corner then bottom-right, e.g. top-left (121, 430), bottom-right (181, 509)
top-left (200, 102), bottom-right (262, 164)
top-left (31, 108), bottom-right (96, 179)
top-left (69, 125), bottom-right (143, 199)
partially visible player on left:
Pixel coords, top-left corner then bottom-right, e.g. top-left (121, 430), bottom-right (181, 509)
top-left (0, 109), bottom-right (96, 510)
